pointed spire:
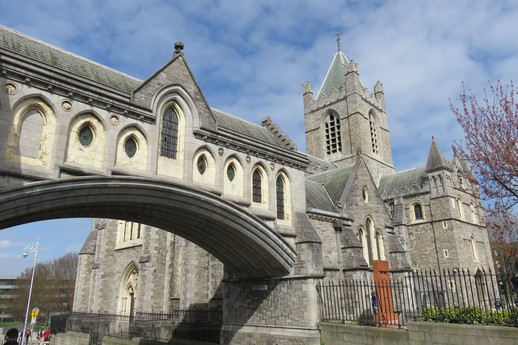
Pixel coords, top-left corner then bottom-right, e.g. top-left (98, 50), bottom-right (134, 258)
top-left (317, 37), bottom-right (349, 98)
top-left (425, 136), bottom-right (452, 172)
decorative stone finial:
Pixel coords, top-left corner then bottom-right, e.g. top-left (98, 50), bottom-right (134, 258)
top-left (302, 82), bottom-right (313, 95)
top-left (374, 81), bottom-right (384, 93)
top-left (174, 41), bottom-right (184, 55)
top-left (345, 60), bottom-right (359, 74)
top-left (336, 33), bottom-right (341, 51)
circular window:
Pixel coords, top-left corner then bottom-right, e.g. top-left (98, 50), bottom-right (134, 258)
top-left (125, 137), bottom-right (137, 158)
top-left (197, 156), bottom-right (207, 175)
top-left (227, 164), bottom-right (236, 181)
top-left (78, 126), bottom-right (94, 147)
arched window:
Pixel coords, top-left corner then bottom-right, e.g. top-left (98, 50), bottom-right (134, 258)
top-left (414, 203), bottom-right (424, 221)
top-left (252, 169), bottom-right (263, 203)
top-left (362, 186), bottom-right (369, 203)
top-left (17, 109), bottom-right (43, 158)
top-left (79, 125), bottom-right (94, 147)
top-left (117, 221), bottom-right (143, 245)
top-left (432, 176), bottom-right (438, 195)
top-left (223, 158), bottom-right (244, 198)
top-left (471, 236), bottom-right (478, 261)
top-left (160, 107), bottom-right (179, 159)
top-left (457, 197), bottom-right (464, 220)
top-left (276, 176), bottom-right (285, 220)
top-left (358, 227), bottom-right (369, 263)
top-left (470, 201), bottom-right (478, 224)
top-left (118, 264), bottom-right (138, 317)
top-left (366, 218), bottom-right (374, 263)
top-left (375, 230), bottom-right (385, 260)
top-left (324, 113), bottom-right (342, 154)
top-left (369, 111), bottom-right (379, 154)
top-left (197, 155), bottom-right (208, 175)
top-left (457, 170), bottom-right (463, 187)
top-left (124, 137), bottom-right (138, 158)
top-left (227, 163), bottom-right (236, 181)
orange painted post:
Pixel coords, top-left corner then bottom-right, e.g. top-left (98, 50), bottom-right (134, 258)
top-left (372, 260), bottom-right (399, 328)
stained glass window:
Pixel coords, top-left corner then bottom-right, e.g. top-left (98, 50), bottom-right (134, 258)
top-left (276, 176), bottom-right (285, 219)
top-left (161, 107), bottom-right (178, 159)
top-left (252, 170), bottom-right (262, 203)
top-left (79, 126), bottom-right (93, 147)
top-left (227, 163), bottom-right (236, 181)
top-left (125, 137), bottom-right (137, 158)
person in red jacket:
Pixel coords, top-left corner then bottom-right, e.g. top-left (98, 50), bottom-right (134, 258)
top-left (42, 328), bottom-right (51, 342)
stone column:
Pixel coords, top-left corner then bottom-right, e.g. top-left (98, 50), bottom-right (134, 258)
top-left (220, 277), bottom-right (321, 344)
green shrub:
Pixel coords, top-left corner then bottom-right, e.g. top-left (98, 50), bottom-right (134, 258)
top-left (421, 306), bottom-right (517, 326)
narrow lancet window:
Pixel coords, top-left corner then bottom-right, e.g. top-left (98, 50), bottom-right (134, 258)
top-left (161, 107), bottom-right (179, 159)
top-left (276, 176), bottom-right (285, 219)
top-left (252, 169), bottom-right (262, 203)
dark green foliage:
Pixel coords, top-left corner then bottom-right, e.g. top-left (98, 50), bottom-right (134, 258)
top-left (422, 306), bottom-right (518, 326)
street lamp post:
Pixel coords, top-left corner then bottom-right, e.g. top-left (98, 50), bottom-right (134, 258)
top-left (22, 238), bottom-right (39, 345)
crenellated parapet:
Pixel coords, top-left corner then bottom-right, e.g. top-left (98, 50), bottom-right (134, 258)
top-left (305, 60), bottom-right (385, 113)
top-left (261, 116), bottom-right (297, 151)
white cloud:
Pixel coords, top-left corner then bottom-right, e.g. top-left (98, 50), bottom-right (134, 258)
top-left (1, 0), bottom-right (515, 166)
top-left (0, 0), bottom-right (516, 265)
top-left (0, 0), bottom-right (518, 273)
top-left (0, 239), bottom-right (13, 249)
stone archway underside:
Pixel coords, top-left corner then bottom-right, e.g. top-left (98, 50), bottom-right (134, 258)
top-left (0, 176), bottom-right (296, 278)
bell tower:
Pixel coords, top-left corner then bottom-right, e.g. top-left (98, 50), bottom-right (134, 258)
top-left (303, 35), bottom-right (394, 182)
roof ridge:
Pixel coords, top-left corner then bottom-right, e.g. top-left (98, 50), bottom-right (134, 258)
top-left (307, 163), bottom-right (354, 180)
top-left (211, 107), bottom-right (264, 128)
top-left (0, 25), bottom-right (142, 83)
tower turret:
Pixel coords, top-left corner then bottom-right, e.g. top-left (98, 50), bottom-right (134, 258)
top-left (303, 38), bottom-right (394, 181)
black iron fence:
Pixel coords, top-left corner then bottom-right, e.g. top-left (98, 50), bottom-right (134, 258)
top-left (317, 268), bottom-right (518, 328)
top-left (67, 306), bottom-right (222, 344)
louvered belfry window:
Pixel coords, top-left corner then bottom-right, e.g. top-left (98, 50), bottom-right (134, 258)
top-left (325, 114), bottom-right (342, 154)
top-left (161, 107), bottom-right (179, 159)
top-left (369, 111), bottom-right (379, 154)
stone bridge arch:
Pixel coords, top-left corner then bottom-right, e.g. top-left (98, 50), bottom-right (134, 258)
top-left (0, 176), bottom-right (296, 279)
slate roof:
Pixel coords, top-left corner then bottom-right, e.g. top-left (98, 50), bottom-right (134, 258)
top-left (79, 228), bottom-right (98, 255)
top-left (0, 25), bottom-right (142, 93)
top-left (294, 212), bottom-right (322, 243)
top-left (378, 167), bottom-right (428, 194)
top-left (211, 108), bottom-right (282, 147)
top-left (306, 155), bottom-right (338, 173)
top-left (306, 164), bottom-right (356, 213)
top-left (317, 49), bottom-right (348, 98)
top-left (1, 25), bottom-right (293, 149)
top-left (305, 179), bottom-right (337, 212)
top-left (425, 137), bottom-right (452, 172)
top-left (307, 164), bottom-right (355, 203)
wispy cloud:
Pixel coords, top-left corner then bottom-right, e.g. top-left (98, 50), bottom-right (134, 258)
top-left (0, 240), bottom-right (13, 249)
top-left (0, 0), bottom-right (516, 272)
top-left (1, 0), bottom-right (516, 178)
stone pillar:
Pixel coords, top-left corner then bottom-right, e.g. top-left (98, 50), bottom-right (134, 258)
top-left (220, 277), bottom-right (321, 344)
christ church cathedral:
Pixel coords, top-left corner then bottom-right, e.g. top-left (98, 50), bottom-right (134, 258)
top-left (0, 26), bottom-right (493, 344)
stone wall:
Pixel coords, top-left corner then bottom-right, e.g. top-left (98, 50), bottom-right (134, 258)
top-left (52, 331), bottom-right (218, 345)
top-left (319, 322), bottom-right (518, 345)
top-left (221, 278), bottom-right (321, 344)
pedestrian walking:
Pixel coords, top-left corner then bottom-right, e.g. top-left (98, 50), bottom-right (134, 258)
top-left (3, 328), bottom-right (19, 344)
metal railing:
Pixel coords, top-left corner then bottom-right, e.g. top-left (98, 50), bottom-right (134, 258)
top-left (317, 268), bottom-right (518, 327)
top-left (67, 307), bottom-right (223, 344)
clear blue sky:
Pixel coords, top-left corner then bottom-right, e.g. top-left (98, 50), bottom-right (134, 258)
top-left (1, 0), bottom-right (517, 275)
